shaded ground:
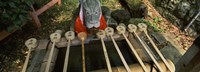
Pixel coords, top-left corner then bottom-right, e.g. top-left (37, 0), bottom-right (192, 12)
top-left (0, 0), bottom-right (195, 71)
top-left (142, 0), bottom-right (194, 52)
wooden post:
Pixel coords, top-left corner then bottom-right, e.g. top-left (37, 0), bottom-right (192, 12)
top-left (58, 0), bottom-right (61, 6)
top-left (30, 12), bottom-right (41, 28)
top-left (30, 0), bottom-right (61, 28)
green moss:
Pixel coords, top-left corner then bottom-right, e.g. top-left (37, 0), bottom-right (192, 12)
top-left (126, 0), bottom-right (142, 8)
top-left (128, 18), bottom-right (164, 32)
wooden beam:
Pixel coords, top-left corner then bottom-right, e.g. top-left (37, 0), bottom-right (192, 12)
top-left (35, 0), bottom-right (58, 16)
top-left (30, 12), bottom-right (41, 28)
top-left (58, 0), bottom-right (61, 5)
top-left (30, 0), bottom-right (61, 27)
top-left (0, 30), bottom-right (16, 41)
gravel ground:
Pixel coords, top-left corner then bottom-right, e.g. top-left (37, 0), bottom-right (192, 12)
top-left (143, 0), bottom-right (194, 51)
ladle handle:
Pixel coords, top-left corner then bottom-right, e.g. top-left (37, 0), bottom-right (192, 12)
top-left (144, 31), bottom-right (174, 72)
top-left (122, 33), bottom-right (148, 72)
top-left (133, 31), bottom-right (164, 72)
top-left (63, 40), bottom-right (71, 72)
top-left (110, 36), bottom-right (132, 72)
top-left (82, 40), bottom-right (86, 72)
top-left (101, 38), bottom-right (112, 72)
top-left (21, 48), bottom-right (31, 72)
top-left (45, 42), bottom-right (56, 72)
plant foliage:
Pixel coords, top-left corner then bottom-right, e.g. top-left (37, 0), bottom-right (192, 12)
top-left (0, 0), bottom-right (34, 32)
top-left (129, 18), bottom-right (163, 32)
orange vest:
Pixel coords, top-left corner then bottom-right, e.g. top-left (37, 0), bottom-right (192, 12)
top-left (75, 16), bottom-right (107, 34)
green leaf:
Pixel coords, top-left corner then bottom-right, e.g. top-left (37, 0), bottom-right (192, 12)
top-left (13, 20), bottom-right (22, 26)
top-left (0, 0), bottom-right (34, 31)
top-left (25, 0), bottom-right (34, 6)
top-left (7, 26), bottom-right (15, 32)
top-left (14, 0), bottom-right (21, 3)
top-left (7, 11), bottom-right (13, 15)
top-left (15, 24), bottom-right (21, 30)
top-left (2, 13), bottom-right (10, 19)
top-left (175, 36), bottom-right (180, 40)
top-left (11, 14), bottom-right (17, 20)
top-left (19, 15), bottom-right (25, 22)
top-left (21, 10), bottom-right (28, 13)
top-left (153, 17), bottom-right (162, 23)
top-left (0, 2), bottom-right (6, 6)
top-left (8, 2), bottom-right (16, 8)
